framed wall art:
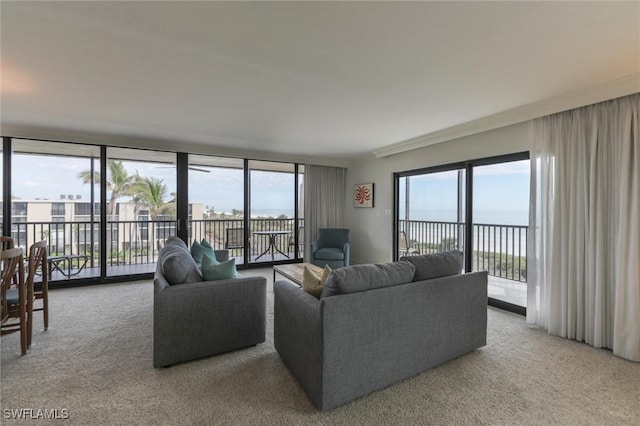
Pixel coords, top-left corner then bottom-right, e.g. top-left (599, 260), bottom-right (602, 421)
top-left (353, 183), bottom-right (374, 208)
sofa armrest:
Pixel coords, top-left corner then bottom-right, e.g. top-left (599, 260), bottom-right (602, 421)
top-left (273, 280), bottom-right (324, 408)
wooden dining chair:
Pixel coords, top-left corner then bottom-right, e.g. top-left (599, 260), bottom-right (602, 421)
top-left (0, 236), bottom-right (15, 251)
top-left (26, 240), bottom-right (48, 346)
top-left (1, 236), bottom-right (18, 285)
top-left (1, 248), bottom-right (28, 355)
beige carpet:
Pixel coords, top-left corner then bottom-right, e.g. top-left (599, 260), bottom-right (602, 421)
top-left (1, 269), bottom-right (638, 425)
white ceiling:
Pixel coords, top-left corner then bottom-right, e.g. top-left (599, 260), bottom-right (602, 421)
top-left (1, 1), bottom-right (639, 164)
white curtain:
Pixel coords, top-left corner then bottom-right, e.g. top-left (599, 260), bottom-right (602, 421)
top-left (303, 165), bottom-right (346, 261)
top-left (528, 93), bottom-right (639, 362)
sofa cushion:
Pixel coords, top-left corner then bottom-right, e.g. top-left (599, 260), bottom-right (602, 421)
top-left (399, 250), bottom-right (463, 281)
top-left (321, 261), bottom-right (415, 298)
top-left (159, 236), bottom-right (187, 265)
top-left (302, 265), bottom-right (332, 298)
top-left (314, 247), bottom-right (345, 260)
top-left (201, 256), bottom-right (239, 281)
top-left (161, 244), bottom-right (203, 285)
top-left (165, 236), bottom-right (187, 249)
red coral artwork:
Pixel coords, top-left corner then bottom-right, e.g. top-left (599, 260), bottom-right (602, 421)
top-left (353, 183), bottom-right (374, 208)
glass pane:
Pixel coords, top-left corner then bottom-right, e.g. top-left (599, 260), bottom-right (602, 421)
top-left (296, 165), bottom-right (305, 259)
top-left (473, 159), bottom-right (529, 307)
top-left (106, 148), bottom-right (176, 276)
top-left (188, 155), bottom-right (245, 261)
top-left (0, 143), bottom-right (3, 231)
top-left (11, 139), bottom-right (101, 281)
top-left (249, 160), bottom-right (295, 264)
top-left (398, 169), bottom-right (466, 262)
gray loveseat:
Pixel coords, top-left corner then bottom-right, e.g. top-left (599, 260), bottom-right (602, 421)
top-left (153, 237), bottom-right (266, 367)
top-left (274, 250), bottom-right (488, 410)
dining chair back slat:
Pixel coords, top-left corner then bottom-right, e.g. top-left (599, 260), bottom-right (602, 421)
top-left (27, 240), bottom-right (48, 345)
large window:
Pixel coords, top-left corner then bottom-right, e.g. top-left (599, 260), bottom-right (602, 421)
top-left (106, 148), bottom-right (177, 276)
top-left (395, 153), bottom-right (529, 312)
top-left (249, 161), bottom-right (298, 264)
top-left (188, 155), bottom-right (245, 259)
top-left (1, 137), bottom-right (305, 283)
top-left (11, 139), bottom-right (101, 278)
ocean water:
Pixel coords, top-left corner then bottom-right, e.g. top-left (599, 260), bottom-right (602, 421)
top-left (400, 209), bottom-right (529, 226)
top-left (220, 208), bottom-right (529, 226)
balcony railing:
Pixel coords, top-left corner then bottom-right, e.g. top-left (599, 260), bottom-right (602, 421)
top-left (400, 219), bottom-right (528, 282)
top-left (10, 218), bottom-right (525, 283)
top-left (10, 218), bottom-right (305, 273)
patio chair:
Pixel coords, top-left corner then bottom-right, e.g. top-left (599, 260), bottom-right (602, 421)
top-left (399, 230), bottom-right (420, 256)
top-left (288, 226), bottom-right (304, 257)
top-left (225, 228), bottom-right (244, 250)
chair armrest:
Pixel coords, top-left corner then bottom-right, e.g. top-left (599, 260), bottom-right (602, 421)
top-left (311, 239), bottom-right (320, 253)
top-left (342, 242), bottom-right (350, 266)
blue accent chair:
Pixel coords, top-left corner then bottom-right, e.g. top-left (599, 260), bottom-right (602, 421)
top-left (311, 228), bottom-right (350, 269)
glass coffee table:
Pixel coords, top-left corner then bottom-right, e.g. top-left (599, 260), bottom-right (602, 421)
top-left (273, 263), bottom-right (323, 286)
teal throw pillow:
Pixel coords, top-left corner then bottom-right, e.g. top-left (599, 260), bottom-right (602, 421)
top-left (200, 239), bottom-right (217, 262)
top-left (190, 240), bottom-right (205, 265)
top-left (191, 239), bottom-right (217, 266)
top-left (201, 255), bottom-right (239, 281)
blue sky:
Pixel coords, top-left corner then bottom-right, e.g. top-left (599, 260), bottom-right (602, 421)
top-left (399, 160), bottom-right (530, 224)
top-left (5, 154), bottom-right (297, 214)
top-left (4, 154), bottom-right (528, 222)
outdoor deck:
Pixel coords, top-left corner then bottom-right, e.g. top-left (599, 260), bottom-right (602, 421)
top-left (488, 275), bottom-right (526, 307)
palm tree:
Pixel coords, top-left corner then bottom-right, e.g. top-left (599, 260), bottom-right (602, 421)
top-left (78, 160), bottom-right (134, 217)
top-left (131, 174), bottom-right (175, 220)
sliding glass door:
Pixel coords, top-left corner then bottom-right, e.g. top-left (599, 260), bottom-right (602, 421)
top-left (395, 153), bottom-right (530, 312)
top-left (248, 161), bottom-right (297, 264)
top-left (397, 168), bottom-right (466, 263)
top-left (472, 159), bottom-right (529, 307)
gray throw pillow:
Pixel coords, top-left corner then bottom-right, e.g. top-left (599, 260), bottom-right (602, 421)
top-left (399, 250), bottom-right (463, 281)
top-left (161, 244), bottom-right (203, 285)
top-left (321, 261), bottom-right (416, 298)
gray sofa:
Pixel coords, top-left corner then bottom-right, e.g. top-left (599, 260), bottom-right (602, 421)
top-left (153, 237), bottom-right (266, 367)
top-left (274, 250), bottom-right (488, 410)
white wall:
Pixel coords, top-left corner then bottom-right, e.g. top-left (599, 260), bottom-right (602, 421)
top-left (345, 122), bottom-right (529, 264)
